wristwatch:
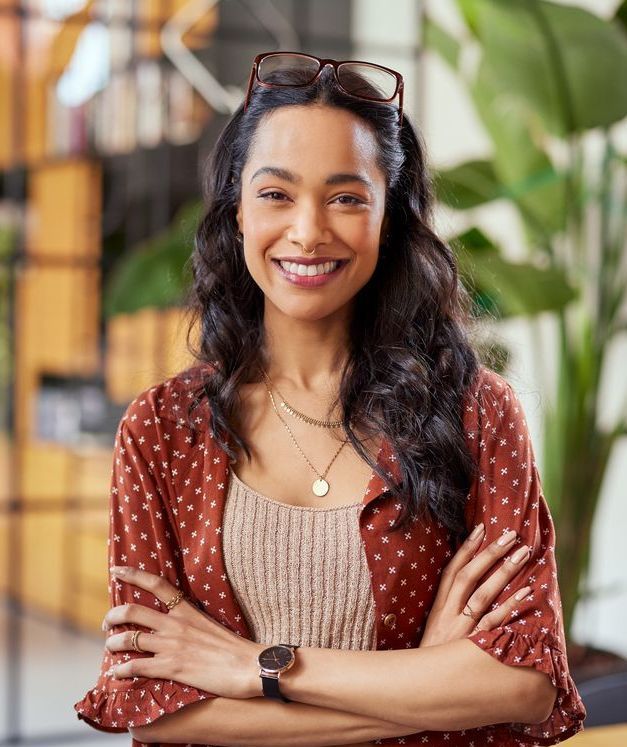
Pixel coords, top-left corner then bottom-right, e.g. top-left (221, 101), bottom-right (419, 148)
top-left (257, 643), bottom-right (299, 702)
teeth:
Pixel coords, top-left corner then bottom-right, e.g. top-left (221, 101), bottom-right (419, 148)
top-left (279, 260), bottom-right (341, 276)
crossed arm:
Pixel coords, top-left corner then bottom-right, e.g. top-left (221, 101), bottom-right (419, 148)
top-left (131, 638), bottom-right (556, 745)
top-left (131, 695), bottom-right (414, 746)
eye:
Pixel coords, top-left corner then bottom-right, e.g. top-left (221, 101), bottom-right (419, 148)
top-left (258, 191), bottom-right (288, 202)
top-left (335, 195), bottom-right (364, 206)
top-left (258, 192), bottom-right (365, 206)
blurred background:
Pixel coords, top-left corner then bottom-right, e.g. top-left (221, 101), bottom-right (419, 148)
top-left (0, 0), bottom-right (626, 744)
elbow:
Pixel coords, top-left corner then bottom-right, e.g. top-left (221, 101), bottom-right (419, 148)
top-left (528, 675), bottom-right (558, 724)
top-left (129, 724), bottom-right (159, 743)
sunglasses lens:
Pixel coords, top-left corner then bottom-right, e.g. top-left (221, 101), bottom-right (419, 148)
top-left (337, 63), bottom-right (398, 101)
top-left (258, 53), bottom-right (320, 85)
top-left (256, 55), bottom-right (399, 103)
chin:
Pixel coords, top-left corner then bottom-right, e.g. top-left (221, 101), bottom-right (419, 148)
top-left (271, 298), bottom-right (352, 323)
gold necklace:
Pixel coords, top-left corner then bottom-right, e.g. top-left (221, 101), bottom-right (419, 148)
top-left (259, 368), bottom-right (345, 428)
top-left (262, 377), bottom-right (348, 496)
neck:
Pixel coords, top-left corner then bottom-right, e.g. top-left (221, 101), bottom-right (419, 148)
top-left (261, 302), bottom-right (351, 393)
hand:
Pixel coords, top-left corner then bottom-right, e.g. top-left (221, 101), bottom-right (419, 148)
top-left (103, 566), bottom-right (265, 699)
top-left (419, 524), bottom-right (533, 648)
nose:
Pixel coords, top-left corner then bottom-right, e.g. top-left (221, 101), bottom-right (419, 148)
top-left (285, 201), bottom-right (332, 251)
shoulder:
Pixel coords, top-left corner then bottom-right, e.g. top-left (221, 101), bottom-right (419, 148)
top-left (120, 362), bottom-right (217, 441)
top-left (462, 365), bottom-right (527, 451)
top-left (465, 364), bottom-right (512, 405)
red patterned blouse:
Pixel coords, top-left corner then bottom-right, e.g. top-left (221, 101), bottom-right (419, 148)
top-left (74, 363), bottom-right (586, 746)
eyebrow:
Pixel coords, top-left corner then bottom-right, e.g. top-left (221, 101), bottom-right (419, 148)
top-left (250, 166), bottom-right (374, 191)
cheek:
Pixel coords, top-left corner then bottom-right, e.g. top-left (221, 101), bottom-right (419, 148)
top-left (242, 199), bottom-right (282, 238)
top-left (248, 214), bottom-right (279, 239)
top-left (347, 226), bottom-right (382, 272)
top-left (343, 221), bottom-right (384, 263)
top-left (242, 245), bottom-right (277, 300)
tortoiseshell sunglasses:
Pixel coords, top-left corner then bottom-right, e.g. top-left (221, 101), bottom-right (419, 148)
top-left (243, 51), bottom-right (404, 127)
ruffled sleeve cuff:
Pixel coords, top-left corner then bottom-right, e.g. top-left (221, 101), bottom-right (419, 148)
top-left (74, 678), bottom-right (217, 733)
top-left (467, 626), bottom-right (586, 744)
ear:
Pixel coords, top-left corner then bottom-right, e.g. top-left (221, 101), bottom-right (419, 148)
top-left (236, 204), bottom-right (243, 234)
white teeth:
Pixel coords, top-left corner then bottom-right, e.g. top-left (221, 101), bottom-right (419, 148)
top-left (279, 260), bottom-right (341, 276)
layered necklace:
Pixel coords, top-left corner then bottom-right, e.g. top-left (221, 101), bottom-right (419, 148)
top-left (259, 367), bottom-right (349, 496)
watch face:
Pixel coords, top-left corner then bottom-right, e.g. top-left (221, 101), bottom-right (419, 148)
top-left (258, 645), bottom-right (293, 672)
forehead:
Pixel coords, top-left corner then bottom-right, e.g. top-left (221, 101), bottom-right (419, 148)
top-left (244, 105), bottom-right (384, 185)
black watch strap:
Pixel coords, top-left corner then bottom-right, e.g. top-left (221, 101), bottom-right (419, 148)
top-left (261, 644), bottom-right (299, 703)
top-left (262, 674), bottom-right (291, 702)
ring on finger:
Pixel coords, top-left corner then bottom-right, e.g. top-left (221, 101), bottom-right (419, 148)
top-left (130, 629), bottom-right (145, 653)
top-left (462, 602), bottom-right (480, 621)
top-left (166, 589), bottom-right (185, 610)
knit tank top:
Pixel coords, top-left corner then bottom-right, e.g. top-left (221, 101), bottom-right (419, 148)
top-left (222, 468), bottom-right (378, 650)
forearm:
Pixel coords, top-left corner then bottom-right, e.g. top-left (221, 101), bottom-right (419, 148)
top-left (278, 638), bottom-right (549, 731)
top-left (130, 695), bottom-right (419, 746)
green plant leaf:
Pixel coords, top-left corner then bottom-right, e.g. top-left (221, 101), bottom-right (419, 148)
top-left (461, 0), bottom-right (627, 136)
top-left (457, 0), bottom-right (482, 36)
top-left (433, 160), bottom-right (502, 209)
top-left (103, 201), bottom-right (203, 318)
top-left (423, 16), bottom-right (461, 69)
top-left (616, 0), bottom-right (627, 33)
top-left (453, 226), bottom-right (578, 318)
top-left (471, 57), bottom-right (568, 238)
top-left (434, 158), bottom-right (565, 215)
top-left (0, 225), bottom-right (17, 261)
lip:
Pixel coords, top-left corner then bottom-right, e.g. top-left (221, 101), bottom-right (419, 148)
top-left (272, 258), bottom-right (348, 287)
top-left (272, 256), bottom-right (349, 265)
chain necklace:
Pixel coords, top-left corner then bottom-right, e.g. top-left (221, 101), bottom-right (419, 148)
top-left (259, 368), bottom-right (344, 429)
top-left (261, 375), bottom-right (348, 496)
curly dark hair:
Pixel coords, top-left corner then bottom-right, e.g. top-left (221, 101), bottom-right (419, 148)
top-left (181, 62), bottom-right (482, 541)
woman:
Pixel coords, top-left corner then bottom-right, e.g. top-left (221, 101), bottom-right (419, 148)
top-left (74, 52), bottom-right (586, 746)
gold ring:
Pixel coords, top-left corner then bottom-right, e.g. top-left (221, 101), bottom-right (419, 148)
top-left (462, 602), bottom-right (480, 621)
top-left (130, 629), bottom-right (145, 653)
top-left (166, 589), bottom-right (185, 610)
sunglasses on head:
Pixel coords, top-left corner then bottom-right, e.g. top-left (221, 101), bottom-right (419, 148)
top-left (243, 51), bottom-right (404, 127)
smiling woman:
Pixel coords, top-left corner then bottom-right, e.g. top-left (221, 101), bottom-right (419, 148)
top-left (234, 104), bottom-right (388, 314)
top-left (74, 50), bottom-right (585, 747)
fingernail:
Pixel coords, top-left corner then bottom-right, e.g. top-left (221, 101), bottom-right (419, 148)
top-left (101, 620), bottom-right (107, 631)
top-left (510, 545), bottom-right (530, 564)
top-left (515, 586), bottom-right (532, 601)
top-left (497, 529), bottom-right (517, 546)
top-left (470, 522), bottom-right (485, 540)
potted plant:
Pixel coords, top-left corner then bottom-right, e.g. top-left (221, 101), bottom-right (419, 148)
top-left (424, 0), bottom-right (627, 674)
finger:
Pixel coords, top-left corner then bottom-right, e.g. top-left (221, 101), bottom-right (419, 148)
top-left (448, 529), bottom-right (520, 610)
top-left (437, 523), bottom-right (486, 601)
top-left (104, 629), bottom-right (163, 655)
top-left (473, 585), bottom-right (533, 632)
top-left (110, 566), bottom-right (189, 612)
top-left (464, 543), bottom-right (532, 619)
top-left (112, 656), bottom-right (163, 680)
top-left (104, 602), bottom-right (167, 632)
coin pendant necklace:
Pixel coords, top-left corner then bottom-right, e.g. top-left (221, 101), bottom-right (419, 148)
top-left (260, 370), bottom-right (348, 496)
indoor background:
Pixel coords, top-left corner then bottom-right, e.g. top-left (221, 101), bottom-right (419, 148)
top-left (0, 0), bottom-right (626, 744)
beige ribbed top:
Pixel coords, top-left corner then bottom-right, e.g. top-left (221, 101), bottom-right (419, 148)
top-left (222, 468), bottom-right (378, 651)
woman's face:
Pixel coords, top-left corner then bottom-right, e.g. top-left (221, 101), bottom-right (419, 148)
top-left (236, 104), bottom-right (388, 323)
